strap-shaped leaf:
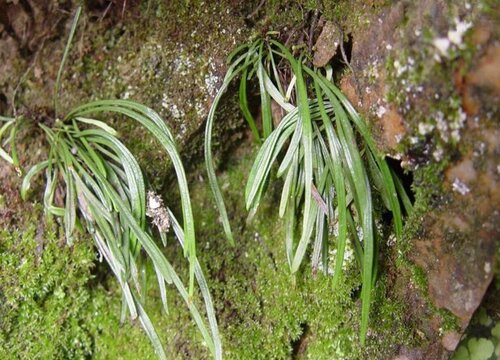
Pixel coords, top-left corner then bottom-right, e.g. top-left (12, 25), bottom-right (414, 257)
top-left (68, 101), bottom-right (196, 293)
top-left (75, 116), bottom-right (118, 135)
top-left (168, 209), bottom-right (222, 360)
top-left (21, 160), bottom-right (49, 200)
top-left (290, 60), bottom-right (314, 274)
top-left (257, 44), bottom-right (273, 138)
top-left (63, 166), bottom-right (76, 245)
top-left (313, 80), bottom-right (348, 289)
top-left (54, 6), bottom-right (81, 117)
top-left (204, 43), bottom-right (260, 245)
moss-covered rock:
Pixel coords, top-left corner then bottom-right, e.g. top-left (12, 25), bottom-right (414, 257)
top-left (0, 0), bottom-right (498, 358)
top-left (0, 207), bottom-right (98, 358)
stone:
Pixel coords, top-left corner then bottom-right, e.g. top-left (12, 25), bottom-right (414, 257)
top-left (441, 331), bottom-right (461, 351)
top-left (467, 45), bottom-right (500, 94)
top-left (313, 21), bottom-right (340, 68)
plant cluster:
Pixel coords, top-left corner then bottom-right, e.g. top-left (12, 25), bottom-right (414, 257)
top-left (1, 7), bottom-right (220, 360)
top-left (1, 5), bottom-right (412, 358)
top-left (205, 38), bottom-right (412, 344)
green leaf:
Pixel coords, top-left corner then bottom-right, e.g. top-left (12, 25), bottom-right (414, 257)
top-left (54, 6), bottom-right (81, 117)
top-left (391, 168), bottom-right (413, 216)
top-left (68, 100), bottom-right (196, 293)
top-left (21, 160), bottom-right (49, 200)
top-left (75, 116), bottom-right (118, 135)
top-left (135, 295), bottom-right (167, 360)
top-left (203, 42), bottom-right (262, 246)
top-left (307, 67), bottom-right (375, 343)
top-left (290, 60), bottom-right (315, 274)
top-left (277, 118), bottom-right (302, 177)
top-left (168, 209), bottom-right (222, 360)
top-left (257, 44), bottom-right (273, 138)
top-left (314, 84), bottom-right (347, 288)
top-left (245, 107), bottom-right (298, 210)
top-left (239, 67), bottom-right (261, 142)
top-left (8, 122), bottom-right (20, 170)
top-left (82, 129), bottom-right (146, 225)
top-left (279, 151), bottom-right (298, 218)
top-left (467, 337), bottom-right (494, 360)
top-left (261, 64), bottom-right (294, 112)
top-left (64, 168), bottom-right (77, 245)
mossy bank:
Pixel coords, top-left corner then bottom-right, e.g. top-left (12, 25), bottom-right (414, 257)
top-left (0, 0), bottom-right (498, 358)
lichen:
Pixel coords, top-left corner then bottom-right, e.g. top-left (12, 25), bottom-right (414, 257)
top-left (2, 0), bottom-right (496, 358)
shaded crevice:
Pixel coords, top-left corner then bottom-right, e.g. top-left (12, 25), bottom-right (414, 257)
top-left (387, 157), bottom-right (415, 205)
top-left (329, 31), bottom-right (353, 77)
top-left (0, 93), bottom-right (7, 115)
top-left (291, 322), bottom-right (310, 359)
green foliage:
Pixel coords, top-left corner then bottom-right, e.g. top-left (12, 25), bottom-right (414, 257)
top-left (205, 38), bottom-right (411, 344)
top-left (189, 150), bottom-right (414, 358)
top-left (452, 306), bottom-right (500, 360)
top-left (1, 6), bottom-right (220, 359)
top-left (0, 210), bottom-right (97, 359)
top-left (466, 338), bottom-right (494, 360)
top-left (0, 116), bottom-right (22, 173)
top-left (0, 150), bottom-right (417, 359)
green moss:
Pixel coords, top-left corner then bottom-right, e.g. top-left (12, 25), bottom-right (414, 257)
top-left (0, 206), bottom-right (97, 358)
top-left (0, 142), bottom-right (426, 359)
top-left (148, 145), bottom-right (415, 359)
top-left (3, 1), bottom-right (479, 357)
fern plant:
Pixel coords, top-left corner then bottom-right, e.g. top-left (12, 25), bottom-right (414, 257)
top-left (205, 38), bottom-right (412, 344)
top-left (0, 7), bottom-right (221, 359)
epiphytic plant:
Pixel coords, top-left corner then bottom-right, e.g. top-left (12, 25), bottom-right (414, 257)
top-left (205, 37), bottom-right (412, 344)
top-left (0, 7), bottom-right (221, 359)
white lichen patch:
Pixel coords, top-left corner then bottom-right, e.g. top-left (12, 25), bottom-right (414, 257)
top-left (363, 60), bottom-right (380, 82)
top-left (161, 93), bottom-right (185, 119)
top-left (387, 233), bottom-right (397, 247)
top-left (418, 122), bottom-right (434, 135)
top-left (204, 60), bottom-right (220, 98)
top-left (393, 59), bottom-right (408, 77)
top-left (432, 18), bottom-right (472, 60)
top-left (376, 105), bottom-right (387, 118)
top-left (453, 108), bottom-right (467, 140)
top-left (452, 178), bottom-right (470, 195)
top-left (319, 242), bottom-right (355, 276)
top-left (434, 111), bottom-right (449, 141)
top-left (448, 18), bottom-right (472, 46)
top-left (433, 146), bottom-right (444, 162)
top-left (433, 37), bottom-right (451, 58)
top-left (172, 46), bottom-right (195, 76)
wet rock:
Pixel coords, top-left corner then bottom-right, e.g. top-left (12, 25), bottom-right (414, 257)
top-left (312, 21), bottom-right (340, 68)
top-left (378, 106), bottom-right (406, 150)
top-left (441, 331), bottom-right (461, 351)
top-left (467, 45), bottom-right (500, 94)
top-left (338, 0), bottom-right (498, 358)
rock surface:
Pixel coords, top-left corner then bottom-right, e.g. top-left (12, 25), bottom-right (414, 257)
top-left (330, 1), bottom-right (499, 358)
top-left (0, 0), bottom-right (498, 359)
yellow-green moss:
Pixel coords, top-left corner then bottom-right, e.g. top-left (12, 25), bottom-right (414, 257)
top-left (0, 206), bottom-right (97, 358)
